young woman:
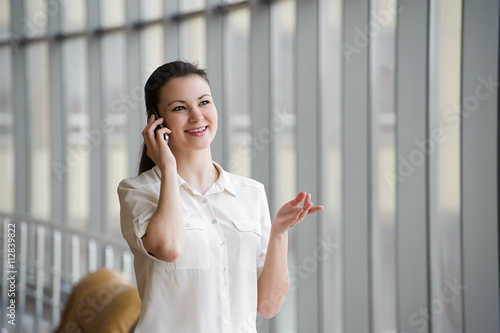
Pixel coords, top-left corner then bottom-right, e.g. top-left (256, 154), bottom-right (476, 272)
top-left (118, 61), bottom-right (323, 332)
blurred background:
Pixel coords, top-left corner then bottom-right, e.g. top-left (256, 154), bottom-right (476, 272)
top-left (0, 0), bottom-right (498, 332)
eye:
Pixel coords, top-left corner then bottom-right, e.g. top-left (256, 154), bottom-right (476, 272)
top-left (199, 100), bottom-right (209, 106)
top-left (172, 105), bottom-right (186, 111)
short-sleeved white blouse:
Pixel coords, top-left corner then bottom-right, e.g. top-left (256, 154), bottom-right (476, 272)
top-left (118, 162), bottom-right (271, 333)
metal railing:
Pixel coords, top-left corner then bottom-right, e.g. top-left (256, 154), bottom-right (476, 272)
top-left (0, 213), bottom-right (133, 333)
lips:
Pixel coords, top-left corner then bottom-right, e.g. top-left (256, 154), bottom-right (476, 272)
top-left (185, 126), bottom-right (208, 136)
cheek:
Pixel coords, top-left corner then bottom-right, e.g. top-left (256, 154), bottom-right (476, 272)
top-left (211, 108), bottom-right (218, 127)
top-left (164, 115), bottom-right (183, 130)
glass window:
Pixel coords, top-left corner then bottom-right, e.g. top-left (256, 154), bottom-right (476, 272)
top-left (140, 0), bottom-right (163, 21)
top-left (63, 37), bottom-right (89, 230)
top-left (271, 1), bottom-right (297, 331)
top-left (0, 0), bottom-right (10, 39)
top-left (179, 16), bottom-right (207, 69)
top-left (28, 41), bottom-right (51, 220)
top-left (226, 8), bottom-right (250, 178)
top-left (62, 0), bottom-right (86, 33)
top-left (100, 0), bottom-right (125, 28)
top-left (25, 0), bottom-right (48, 37)
top-left (271, 0), bottom-right (296, 213)
top-left (102, 31), bottom-right (128, 237)
top-left (322, 0), bottom-right (343, 331)
top-left (434, 0), bottom-right (463, 331)
top-left (179, 0), bottom-right (205, 13)
top-left (370, 0), bottom-right (397, 332)
top-left (141, 24), bottom-right (164, 79)
top-left (0, 47), bottom-right (13, 213)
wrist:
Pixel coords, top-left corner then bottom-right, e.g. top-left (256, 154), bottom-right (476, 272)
top-left (159, 165), bottom-right (178, 182)
top-left (270, 223), bottom-right (288, 238)
top-left (159, 162), bottom-right (177, 174)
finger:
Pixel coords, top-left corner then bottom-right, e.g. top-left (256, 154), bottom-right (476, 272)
top-left (285, 207), bottom-right (303, 223)
top-left (156, 127), bottom-right (172, 136)
top-left (147, 112), bottom-right (157, 123)
top-left (144, 116), bottom-right (159, 134)
top-left (151, 117), bottom-right (165, 127)
top-left (143, 123), bottom-right (157, 141)
top-left (154, 128), bottom-right (171, 145)
top-left (292, 203), bottom-right (311, 226)
top-left (299, 202), bottom-right (313, 219)
top-left (145, 118), bottom-right (167, 139)
top-left (289, 191), bottom-right (307, 207)
top-left (143, 121), bottom-right (162, 146)
top-left (307, 205), bottom-right (324, 215)
top-left (302, 193), bottom-right (312, 208)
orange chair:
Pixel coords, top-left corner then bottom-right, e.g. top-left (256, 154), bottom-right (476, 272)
top-left (55, 269), bottom-right (141, 333)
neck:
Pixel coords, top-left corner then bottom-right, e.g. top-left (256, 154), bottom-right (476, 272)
top-left (173, 148), bottom-right (219, 194)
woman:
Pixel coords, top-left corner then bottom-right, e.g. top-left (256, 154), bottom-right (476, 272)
top-left (118, 61), bottom-right (323, 332)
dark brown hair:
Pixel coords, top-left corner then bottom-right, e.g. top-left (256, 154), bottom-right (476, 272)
top-left (138, 61), bottom-right (210, 174)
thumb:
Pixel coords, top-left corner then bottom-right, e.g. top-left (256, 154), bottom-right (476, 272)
top-left (289, 191), bottom-right (307, 206)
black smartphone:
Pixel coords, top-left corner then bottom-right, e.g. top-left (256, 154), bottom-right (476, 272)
top-left (149, 107), bottom-right (169, 143)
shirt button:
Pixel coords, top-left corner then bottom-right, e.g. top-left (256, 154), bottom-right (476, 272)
top-left (202, 198), bottom-right (207, 204)
top-left (219, 240), bottom-right (225, 246)
top-left (184, 223), bottom-right (190, 228)
top-left (221, 267), bottom-right (226, 272)
top-left (223, 320), bottom-right (229, 325)
top-left (222, 293), bottom-right (227, 299)
top-left (211, 219), bottom-right (217, 224)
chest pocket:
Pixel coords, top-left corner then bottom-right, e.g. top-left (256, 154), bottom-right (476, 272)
top-left (169, 218), bottom-right (210, 270)
top-left (232, 219), bottom-right (262, 272)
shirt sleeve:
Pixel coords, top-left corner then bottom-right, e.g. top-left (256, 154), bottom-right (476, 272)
top-left (257, 184), bottom-right (272, 278)
top-left (117, 177), bottom-right (161, 260)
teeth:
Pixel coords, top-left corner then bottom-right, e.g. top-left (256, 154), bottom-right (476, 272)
top-left (187, 126), bottom-right (206, 133)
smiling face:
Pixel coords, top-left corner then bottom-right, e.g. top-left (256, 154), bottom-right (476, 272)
top-left (157, 74), bottom-right (218, 154)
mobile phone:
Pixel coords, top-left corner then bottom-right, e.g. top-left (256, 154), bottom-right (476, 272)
top-left (149, 107), bottom-right (169, 143)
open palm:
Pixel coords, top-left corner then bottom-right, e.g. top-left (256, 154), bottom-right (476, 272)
top-left (272, 192), bottom-right (324, 234)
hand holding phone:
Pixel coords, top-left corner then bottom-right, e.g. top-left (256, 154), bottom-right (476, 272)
top-left (149, 107), bottom-right (169, 144)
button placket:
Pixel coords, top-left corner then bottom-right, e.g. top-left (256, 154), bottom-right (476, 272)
top-left (203, 195), bottom-right (230, 331)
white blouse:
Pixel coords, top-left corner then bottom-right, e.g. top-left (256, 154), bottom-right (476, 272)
top-left (118, 162), bottom-right (271, 333)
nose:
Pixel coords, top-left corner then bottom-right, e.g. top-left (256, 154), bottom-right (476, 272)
top-left (189, 106), bottom-right (204, 122)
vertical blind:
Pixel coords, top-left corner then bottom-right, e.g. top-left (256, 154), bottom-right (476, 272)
top-left (0, 0), bottom-right (498, 332)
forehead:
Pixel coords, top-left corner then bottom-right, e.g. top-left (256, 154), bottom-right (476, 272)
top-left (159, 75), bottom-right (211, 104)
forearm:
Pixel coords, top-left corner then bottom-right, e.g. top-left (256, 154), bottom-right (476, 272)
top-left (257, 226), bottom-right (290, 319)
top-left (142, 166), bottom-right (185, 261)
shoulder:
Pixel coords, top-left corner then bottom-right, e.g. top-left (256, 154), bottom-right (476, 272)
top-left (224, 170), bottom-right (266, 194)
top-left (117, 166), bottom-right (161, 193)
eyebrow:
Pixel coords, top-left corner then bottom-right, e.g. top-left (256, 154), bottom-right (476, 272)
top-left (167, 94), bottom-right (212, 106)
